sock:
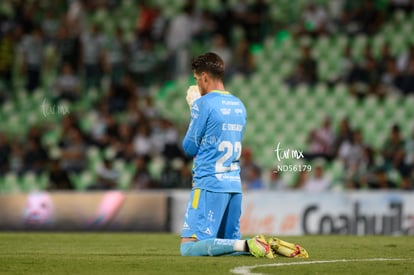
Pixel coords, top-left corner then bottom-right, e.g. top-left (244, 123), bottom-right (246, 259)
top-left (233, 240), bottom-right (248, 252)
top-left (180, 239), bottom-right (237, 256)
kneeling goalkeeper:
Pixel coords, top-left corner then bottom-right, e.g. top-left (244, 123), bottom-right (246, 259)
top-left (180, 52), bottom-right (308, 258)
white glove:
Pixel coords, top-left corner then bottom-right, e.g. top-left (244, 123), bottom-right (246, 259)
top-left (186, 85), bottom-right (201, 108)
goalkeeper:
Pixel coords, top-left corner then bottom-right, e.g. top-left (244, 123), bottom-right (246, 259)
top-left (180, 52), bottom-right (308, 258)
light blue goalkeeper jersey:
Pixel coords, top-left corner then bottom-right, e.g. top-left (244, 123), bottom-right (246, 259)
top-left (182, 90), bottom-right (247, 193)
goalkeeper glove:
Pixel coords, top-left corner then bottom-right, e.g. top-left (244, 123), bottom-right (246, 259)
top-left (186, 85), bottom-right (201, 108)
top-left (268, 237), bottom-right (309, 258)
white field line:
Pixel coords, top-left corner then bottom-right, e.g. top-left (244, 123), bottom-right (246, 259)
top-left (230, 258), bottom-right (406, 275)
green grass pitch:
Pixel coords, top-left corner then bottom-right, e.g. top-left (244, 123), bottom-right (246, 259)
top-left (0, 233), bottom-right (413, 275)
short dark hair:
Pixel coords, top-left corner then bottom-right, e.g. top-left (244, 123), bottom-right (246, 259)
top-left (191, 52), bottom-right (225, 80)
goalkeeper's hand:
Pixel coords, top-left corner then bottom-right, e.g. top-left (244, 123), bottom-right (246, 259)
top-left (186, 85), bottom-right (201, 108)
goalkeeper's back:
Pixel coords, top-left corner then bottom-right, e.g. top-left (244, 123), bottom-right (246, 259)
top-left (182, 90), bottom-right (247, 193)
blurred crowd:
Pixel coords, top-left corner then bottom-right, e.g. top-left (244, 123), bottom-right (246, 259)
top-left (0, 0), bottom-right (413, 191)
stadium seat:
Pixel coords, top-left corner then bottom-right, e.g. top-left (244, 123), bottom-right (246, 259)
top-left (70, 171), bottom-right (95, 191)
top-left (2, 172), bottom-right (20, 193)
top-left (21, 172), bottom-right (39, 193)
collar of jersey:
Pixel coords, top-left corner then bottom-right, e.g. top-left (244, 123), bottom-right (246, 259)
top-left (210, 90), bottom-right (230, 94)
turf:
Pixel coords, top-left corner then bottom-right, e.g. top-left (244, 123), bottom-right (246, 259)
top-left (0, 233), bottom-right (413, 275)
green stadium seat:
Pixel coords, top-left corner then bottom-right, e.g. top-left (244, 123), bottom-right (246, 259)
top-left (70, 171), bottom-right (95, 191)
top-left (21, 172), bottom-right (40, 193)
top-left (3, 172), bottom-right (20, 193)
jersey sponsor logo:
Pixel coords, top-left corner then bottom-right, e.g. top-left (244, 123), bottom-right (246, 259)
top-left (221, 100), bottom-right (240, 106)
top-left (235, 108), bottom-right (244, 114)
top-left (222, 123), bottom-right (243, 131)
top-left (220, 108), bottom-right (231, 115)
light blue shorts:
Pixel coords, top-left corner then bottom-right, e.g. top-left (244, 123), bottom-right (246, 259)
top-left (181, 189), bottom-right (242, 240)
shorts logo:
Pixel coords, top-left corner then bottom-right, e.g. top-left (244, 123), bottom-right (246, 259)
top-left (204, 227), bottom-right (212, 235)
top-left (182, 222), bottom-right (190, 230)
top-left (207, 210), bottom-right (215, 222)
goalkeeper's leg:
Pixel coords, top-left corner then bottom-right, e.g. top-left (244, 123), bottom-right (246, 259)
top-left (180, 239), bottom-right (239, 256)
top-left (180, 236), bottom-right (273, 258)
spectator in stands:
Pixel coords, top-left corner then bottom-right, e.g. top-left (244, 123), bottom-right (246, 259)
top-left (210, 33), bottom-right (232, 78)
top-left (299, 2), bottom-right (328, 37)
top-left (396, 44), bottom-right (414, 73)
top-left (341, 0), bottom-right (383, 35)
top-left (333, 117), bottom-right (353, 155)
top-left (338, 129), bottom-right (367, 181)
top-left (394, 57), bottom-right (414, 94)
top-left (53, 63), bottom-right (80, 103)
top-left (151, 7), bottom-right (168, 43)
top-left (106, 80), bottom-right (134, 114)
top-left (388, 0), bottom-right (414, 13)
top-left (244, 0), bottom-right (269, 43)
top-left (66, 0), bottom-right (87, 37)
top-left (116, 142), bottom-right (136, 163)
top-left (89, 158), bottom-right (119, 190)
top-left (22, 138), bottom-right (49, 174)
top-left (48, 158), bottom-right (74, 190)
top-left (302, 161), bottom-right (331, 192)
top-left (113, 123), bottom-right (134, 159)
top-left (298, 46), bottom-right (318, 85)
top-left (240, 148), bottom-right (261, 187)
top-left (130, 155), bottom-right (152, 189)
top-left (213, 0), bottom-right (235, 45)
top-left (267, 170), bottom-right (288, 190)
top-left (285, 62), bottom-right (307, 88)
top-left (159, 158), bottom-right (184, 188)
top-left (380, 58), bottom-right (401, 95)
top-left (292, 170), bottom-right (309, 189)
top-left (9, 140), bottom-right (24, 173)
top-left (305, 117), bottom-right (335, 161)
top-left (179, 161), bottom-right (193, 189)
top-left (0, 28), bottom-right (15, 93)
top-left (353, 0), bottom-right (384, 35)
top-left (245, 165), bottom-right (263, 190)
top-left (369, 167), bottom-right (396, 189)
top-left (41, 9), bottom-right (60, 44)
top-left (378, 43), bottom-right (395, 74)
top-left (338, 45), bottom-right (355, 83)
top-left (55, 24), bottom-right (81, 72)
top-left (161, 119), bottom-right (184, 161)
top-left (165, 4), bottom-right (193, 80)
top-left (350, 55), bottom-right (382, 98)
top-left (128, 37), bottom-right (159, 88)
top-left (20, 26), bottom-right (44, 92)
top-left (404, 128), bottom-right (414, 173)
top-left (105, 27), bottom-right (127, 85)
top-left (60, 128), bottom-right (87, 173)
top-left (232, 38), bottom-right (255, 77)
top-left (133, 123), bottom-right (153, 159)
top-left (135, 1), bottom-right (158, 40)
top-left (0, 132), bottom-right (11, 173)
top-left (382, 124), bottom-right (406, 174)
top-left (80, 23), bottom-right (106, 89)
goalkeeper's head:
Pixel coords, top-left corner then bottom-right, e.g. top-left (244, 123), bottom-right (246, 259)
top-left (192, 52), bottom-right (225, 95)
